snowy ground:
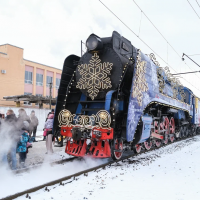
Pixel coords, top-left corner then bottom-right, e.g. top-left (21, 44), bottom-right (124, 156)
top-left (6, 131), bottom-right (69, 168)
top-left (25, 140), bottom-right (69, 167)
top-left (6, 138), bottom-right (68, 168)
top-left (35, 131), bottom-right (44, 140)
top-left (1, 136), bottom-right (200, 200)
top-left (0, 153), bottom-right (108, 199)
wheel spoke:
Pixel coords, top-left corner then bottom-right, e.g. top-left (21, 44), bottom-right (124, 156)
top-left (155, 140), bottom-right (161, 147)
top-left (144, 141), bottom-right (152, 150)
top-left (135, 144), bottom-right (141, 153)
top-left (112, 139), bottom-right (123, 160)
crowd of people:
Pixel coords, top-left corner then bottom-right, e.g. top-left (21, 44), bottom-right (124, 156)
top-left (0, 108), bottom-right (55, 170)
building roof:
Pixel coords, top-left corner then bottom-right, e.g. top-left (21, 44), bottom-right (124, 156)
top-left (24, 59), bottom-right (62, 71)
top-left (0, 43), bottom-right (62, 71)
top-left (0, 52), bottom-right (7, 55)
top-left (0, 43), bottom-right (24, 50)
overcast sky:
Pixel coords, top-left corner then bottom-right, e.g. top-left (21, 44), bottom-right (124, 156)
top-left (0, 0), bottom-right (200, 96)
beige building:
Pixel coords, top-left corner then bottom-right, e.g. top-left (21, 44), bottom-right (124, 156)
top-left (0, 44), bottom-right (62, 108)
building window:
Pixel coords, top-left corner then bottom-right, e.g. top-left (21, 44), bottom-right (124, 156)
top-left (56, 78), bottom-right (60, 89)
top-left (36, 94), bottom-right (43, 97)
top-left (46, 76), bottom-right (53, 87)
top-left (36, 74), bottom-right (43, 86)
top-left (25, 71), bottom-right (33, 84)
top-left (24, 92), bottom-right (32, 95)
top-left (24, 92), bottom-right (32, 105)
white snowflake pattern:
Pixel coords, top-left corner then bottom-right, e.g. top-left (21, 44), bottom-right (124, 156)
top-left (132, 52), bottom-right (148, 106)
top-left (151, 62), bottom-right (159, 93)
top-left (76, 53), bottom-right (113, 100)
top-left (128, 101), bottom-right (136, 121)
top-left (142, 93), bottom-right (151, 106)
top-left (127, 101), bottom-right (137, 136)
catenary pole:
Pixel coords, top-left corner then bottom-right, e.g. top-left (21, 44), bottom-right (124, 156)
top-left (182, 53), bottom-right (200, 68)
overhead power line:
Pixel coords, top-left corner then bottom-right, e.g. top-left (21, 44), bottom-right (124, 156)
top-left (98, 0), bottom-right (200, 93)
top-left (188, 54), bottom-right (200, 56)
top-left (132, 0), bottom-right (200, 81)
top-left (196, 0), bottom-right (200, 8)
top-left (187, 0), bottom-right (200, 19)
top-left (132, 0), bottom-right (180, 59)
top-left (173, 70), bottom-right (200, 75)
top-left (98, 0), bottom-right (168, 65)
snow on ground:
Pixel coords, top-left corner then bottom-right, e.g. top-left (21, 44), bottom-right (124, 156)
top-left (8, 132), bottom-right (70, 168)
top-left (0, 154), bottom-right (108, 199)
top-left (25, 140), bottom-right (69, 167)
top-left (10, 136), bottom-right (200, 200)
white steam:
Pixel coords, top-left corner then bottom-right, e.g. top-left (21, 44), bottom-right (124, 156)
top-left (0, 154), bottom-right (108, 199)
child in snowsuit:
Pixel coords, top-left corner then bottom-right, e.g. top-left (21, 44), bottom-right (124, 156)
top-left (44, 114), bottom-right (54, 154)
top-left (17, 109), bottom-right (31, 168)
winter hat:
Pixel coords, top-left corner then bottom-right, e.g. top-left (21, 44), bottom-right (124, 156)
top-left (48, 114), bottom-right (54, 119)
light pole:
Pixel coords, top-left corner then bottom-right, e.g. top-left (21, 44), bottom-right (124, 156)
top-left (49, 82), bottom-right (52, 109)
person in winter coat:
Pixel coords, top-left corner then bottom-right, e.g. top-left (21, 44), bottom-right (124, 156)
top-left (43, 109), bottom-right (55, 141)
top-left (44, 113), bottom-right (54, 154)
top-left (29, 110), bottom-right (39, 142)
top-left (0, 113), bottom-right (3, 126)
top-left (3, 109), bottom-right (18, 170)
top-left (18, 108), bottom-right (31, 128)
top-left (49, 109), bottom-right (63, 147)
top-left (0, 110), bottom-right (5, 121)
top-left (17, 108), bottom-right (31, 168)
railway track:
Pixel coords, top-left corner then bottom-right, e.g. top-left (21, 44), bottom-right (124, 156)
top-left (2, 134), bottom-right (199, 200)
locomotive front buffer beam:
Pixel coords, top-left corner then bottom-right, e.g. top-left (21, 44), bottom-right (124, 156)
top-left (61, 126), bottom-right (114, 158)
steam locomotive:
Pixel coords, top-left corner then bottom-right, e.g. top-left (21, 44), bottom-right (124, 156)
top-left (53, 31), bottom-right (200, 160)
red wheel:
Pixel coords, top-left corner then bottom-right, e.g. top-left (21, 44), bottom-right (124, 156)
top-left (154, 121), bottom-right (159, 134)
top-left (162, 117), bottom-right (170, 134)
top-left (112, 139), bottom-right (123, 160)
top-left (144, 141), bottom-right (152, 150)
top-left (155, 140), bottom-right (161, 147)
top-left (152, 121), bottom-right (162, 147)
top-left (161, 117), bottom-right (169, 144)
top-left (169, 117), bottom-right (175, 134)
top-left (134, 144), bottom-right (142, 153)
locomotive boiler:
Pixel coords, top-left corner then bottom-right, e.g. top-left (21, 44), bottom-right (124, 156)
top-left (53, 31), bottom-right (200, 160)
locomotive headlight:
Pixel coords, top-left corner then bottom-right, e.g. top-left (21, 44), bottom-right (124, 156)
top-left (96, 110), bottom-right (111, 128)
top-left (99, 112), bottom-right (107, 120)
top-left (63, 110), bottom-right (70, 118)
top-left (86, 34), bottom-right (103, 51)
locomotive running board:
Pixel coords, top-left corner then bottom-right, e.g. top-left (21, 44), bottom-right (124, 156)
top-left (151, 132), bottom-right (164, 139)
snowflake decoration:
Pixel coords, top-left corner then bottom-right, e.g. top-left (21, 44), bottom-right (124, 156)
top-left (132, 51), bottom-right (148, 106)
top-left (76, 53), bottom-right (113, 100)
